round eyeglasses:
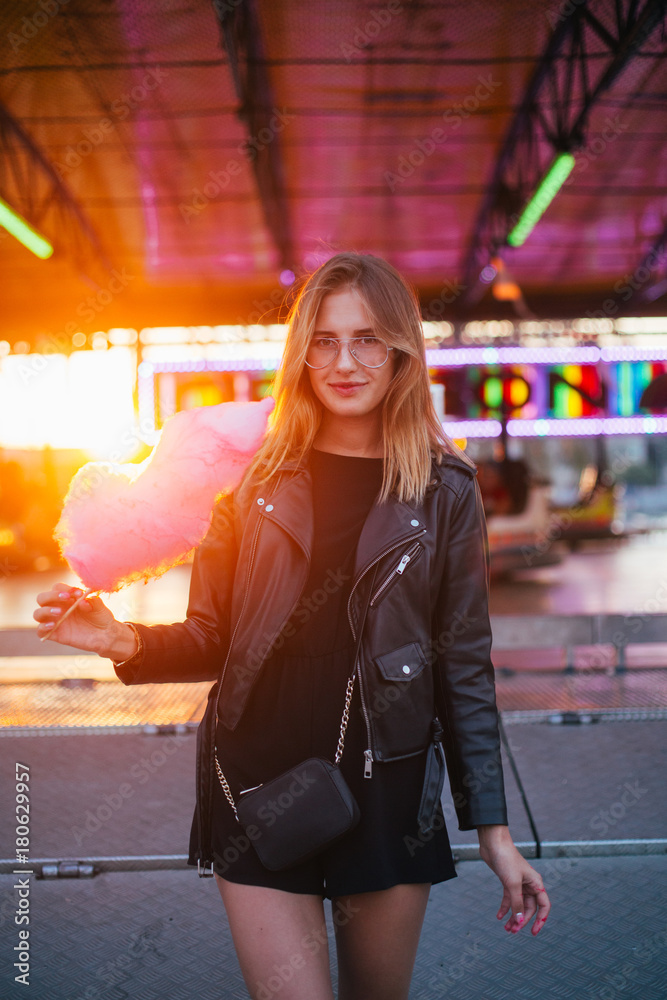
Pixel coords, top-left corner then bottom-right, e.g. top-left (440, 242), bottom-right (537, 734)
top-left (305, 336), bottom-right (394, 370)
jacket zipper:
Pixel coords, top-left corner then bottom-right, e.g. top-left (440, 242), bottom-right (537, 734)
top-left (347, 529), bottom-right (426, 778)
top-left (369, 541), bottom-right (423, 608)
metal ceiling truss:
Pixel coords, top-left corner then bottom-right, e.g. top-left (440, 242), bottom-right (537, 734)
top-left (0, 101), bottom-right (110, 276)
top-left (461, 0), bottom-right (667, 304)
top-left (213, 0), bottom-right (295, 272)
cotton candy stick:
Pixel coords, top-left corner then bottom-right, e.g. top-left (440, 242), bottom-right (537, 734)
top-left (53, 396), bottom-right (274, 597)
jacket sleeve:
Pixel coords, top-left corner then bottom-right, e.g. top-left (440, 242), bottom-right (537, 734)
top-left (433, 473), bottom-right (508, 830)
top-left (112, 494), bottom-right (238, 685)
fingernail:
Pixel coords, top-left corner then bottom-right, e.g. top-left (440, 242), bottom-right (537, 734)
top-left (58, 592), bottom-right (70, 599)
top-left (51, 608), bottom-right (62, 616)
top-left (516, 913), bottom-right (524, 924)
top-left (73, 589), bottom-right (83, 597)
top-left (44, 622), bottom-right (55, 629)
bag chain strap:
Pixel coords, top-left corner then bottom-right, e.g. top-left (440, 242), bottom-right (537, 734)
top-left (215, 670), bottom-right (356, 823)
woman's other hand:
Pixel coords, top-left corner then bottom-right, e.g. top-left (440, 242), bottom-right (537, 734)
top-left (33, 583), bottom-right (137, 661)
top-left (477, 824), bottom-right (550, 936)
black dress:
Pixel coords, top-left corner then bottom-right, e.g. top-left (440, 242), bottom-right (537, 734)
top-left (187, 448), bottom-right (456, 896)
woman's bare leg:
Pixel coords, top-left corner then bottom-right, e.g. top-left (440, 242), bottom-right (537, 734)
top-left (332, 883), bottom-right (431, 1000)
top-left (215, 875), bottom-right (335, 1000)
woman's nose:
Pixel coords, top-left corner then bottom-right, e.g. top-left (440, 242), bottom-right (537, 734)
top-left (333, 341), bottom-right (358, 370)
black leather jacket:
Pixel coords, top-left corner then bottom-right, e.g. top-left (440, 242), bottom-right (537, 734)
top-left (115, 452), bottom-right (508, 872)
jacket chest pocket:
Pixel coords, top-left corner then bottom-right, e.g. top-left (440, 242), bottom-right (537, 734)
top-left (369, 641), bottom-right (433, 758)
top-left (369, 541), bottom-right (424, 608)
top-left (374, 641), bottom-right (428, 681)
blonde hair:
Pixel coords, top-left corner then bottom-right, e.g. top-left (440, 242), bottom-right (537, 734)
top-left (240, 252), bottom-right (470, 505)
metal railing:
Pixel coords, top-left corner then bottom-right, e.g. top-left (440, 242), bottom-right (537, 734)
top-left (490, 613), bottom-right (667, 673)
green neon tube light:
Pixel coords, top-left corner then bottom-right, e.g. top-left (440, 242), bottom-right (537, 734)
top-left (507, 152), bottom-right (575, 248)
top-left (0, 196), bottom-right (53, 259)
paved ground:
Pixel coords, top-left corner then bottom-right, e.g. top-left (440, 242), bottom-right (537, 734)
top-left (1, 856), bottom-right (665, 999)
top-left (0, 720), bottom-right (665, 998)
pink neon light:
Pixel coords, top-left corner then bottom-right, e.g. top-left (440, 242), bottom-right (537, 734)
top-left (441, 417), bottom-right (667, 438)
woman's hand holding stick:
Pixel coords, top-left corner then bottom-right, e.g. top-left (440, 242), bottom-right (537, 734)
top-left (33, 583), bottom-right (139, 662)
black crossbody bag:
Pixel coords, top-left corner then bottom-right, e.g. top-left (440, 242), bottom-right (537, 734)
top-left (214, 669), bottom-right (361, 871)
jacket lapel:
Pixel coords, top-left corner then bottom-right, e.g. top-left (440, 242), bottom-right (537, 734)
top-left (264, 456), bottom-right (427, 581)
top-left (262, 464), bottom-right (313, 563)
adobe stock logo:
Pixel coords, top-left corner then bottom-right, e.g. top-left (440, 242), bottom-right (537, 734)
top-left (179, 108), bottom-right (295, 222)
top-left (384, 75), bottom-right (501, 192)
top-left (8, 0), bottom-right (71, 52)
top-left (52, 68), bottom-right (168, 178)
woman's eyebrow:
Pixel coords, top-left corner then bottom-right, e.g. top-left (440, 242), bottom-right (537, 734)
top-left (312, 327), bottom-right (375, 336)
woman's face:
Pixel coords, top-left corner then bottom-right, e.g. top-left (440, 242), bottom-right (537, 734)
top-left (306, 287), bottom-right (396, 421)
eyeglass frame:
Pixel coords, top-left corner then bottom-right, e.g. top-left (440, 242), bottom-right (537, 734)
top-left (304, 336), bottom-right (395, 370)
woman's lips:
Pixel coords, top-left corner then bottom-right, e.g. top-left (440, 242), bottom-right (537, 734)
top-left (328, 382), bottom-right (367, 396)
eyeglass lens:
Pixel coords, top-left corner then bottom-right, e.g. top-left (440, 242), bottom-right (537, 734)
top-left (306, 337), bottom-right (389, 369)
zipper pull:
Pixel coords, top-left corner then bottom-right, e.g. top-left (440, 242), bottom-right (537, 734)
top-left (364, 749), bottom-right (373, 778)
top-left (396, 554), bottom-right (411, 575)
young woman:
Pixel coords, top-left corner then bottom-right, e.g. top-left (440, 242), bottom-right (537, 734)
top-left (35, 252), bottom-right (550, 1000)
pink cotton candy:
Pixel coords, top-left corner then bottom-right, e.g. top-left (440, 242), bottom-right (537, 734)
top-left (55, 397), bottom-right (274, 593)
